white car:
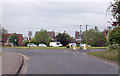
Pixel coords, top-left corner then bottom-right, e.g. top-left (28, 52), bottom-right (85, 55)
top-left (39, 43), bottom-right (47, 47)
top-left (27, 43), bottom-right (37, 47)
top-left (50, 42), bottom-right (62, 47)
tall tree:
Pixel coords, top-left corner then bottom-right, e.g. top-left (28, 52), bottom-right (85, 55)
top-left (0, 26), bottom-right (8, 39)
top-left (83, 26), bottom-right (106, 47)
top-left (56, 32), bottom-right (71, 46)
top-left (34, 30), bottom-right (51, 46)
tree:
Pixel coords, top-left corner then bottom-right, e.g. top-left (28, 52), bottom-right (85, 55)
top-left (107, 0), bottom-right (120, 26)
top-left (0, 26), bottom-right (8, 39)
top-left (56, 32), bottom-right (71, 46)
top-left (107, 27), bottom-right (120, 50)
top-left (34, 30), bottom-right (51, 46)
top-left (83, 26), bottom-right (106, 47)
top-left (9, 34), bottom-right (18, 45)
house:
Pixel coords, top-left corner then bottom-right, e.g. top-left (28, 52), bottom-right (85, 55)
top-left (75, 31), bottom-right (80, 39)
top-left (47, 31), bottom-right (55, 41)
top-left (2, 33), bottom-right (23, 44)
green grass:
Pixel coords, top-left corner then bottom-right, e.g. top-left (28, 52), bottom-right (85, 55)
top-left (88, 49), bottom-right (119, 62)
top-left (2, 46), bottom-right (71, 49)
top-left (2, 46), bottom-right (108, 49)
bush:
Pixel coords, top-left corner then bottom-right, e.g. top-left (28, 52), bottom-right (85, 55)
top-left (107, 27), bottom-right (120, 51)
top-left (22, 40), bottom-right (29, 46)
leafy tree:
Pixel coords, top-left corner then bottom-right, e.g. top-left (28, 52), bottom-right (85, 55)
top-left (107, 0), bottom-right (120, 26)
top-left (56, 32), bottom-right (71, 46)
top-left (9, 34), bottom-right (18, 45)
top-left (30, 37), bottom-right (39, 45)
top-left (83, 26), bottom-right (106, 47)
top-left (107, 27), bottom-right (120, 50)
top-left (34, 30), bottom-right (51, 46)
top-left (22, 40), bottom-right (29, 46)
top-left (0, 26), bottom-right (8, 39)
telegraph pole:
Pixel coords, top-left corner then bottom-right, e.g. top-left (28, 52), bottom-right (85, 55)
top-left (80, 25), bottom-right (82, 49)
top-left (86, 25), bottom-right (88, 44)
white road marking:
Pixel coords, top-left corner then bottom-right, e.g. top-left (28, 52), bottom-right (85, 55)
top-left (17, 53), bottom-right (29, 60)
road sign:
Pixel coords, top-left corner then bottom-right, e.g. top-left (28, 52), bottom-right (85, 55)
top-left (28, 31), bottom-right (32, 37)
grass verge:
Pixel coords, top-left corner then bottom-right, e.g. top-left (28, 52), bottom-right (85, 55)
top-left (2, 46), bottom-right (108, 49)
top-left (2, 46), bottom-right (71, 49)
top-left (88, 49), bottom-right (119, 62)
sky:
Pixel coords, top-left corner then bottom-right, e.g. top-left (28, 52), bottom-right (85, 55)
top-left (1, 0), bottom-right (112, 37)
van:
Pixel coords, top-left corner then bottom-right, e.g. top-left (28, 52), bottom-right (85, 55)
top-left (50, 42), bottom-right (62, 47)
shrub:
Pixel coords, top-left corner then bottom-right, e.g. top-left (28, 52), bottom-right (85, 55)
top-left (107, 27), bottom-right (120, 51)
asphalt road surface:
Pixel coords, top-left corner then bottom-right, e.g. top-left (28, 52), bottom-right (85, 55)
top-left (2, 48), bottom-right (118, 74)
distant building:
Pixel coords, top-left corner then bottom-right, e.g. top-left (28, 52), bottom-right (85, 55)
top-left (2, 33), bottom-right (23, 44)
top-left (75, 31), bottom-right (80, 39)
top-left (75, 31), bottom-right (85, 42)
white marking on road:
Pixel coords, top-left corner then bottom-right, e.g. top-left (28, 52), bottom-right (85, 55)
top-left (17, 53), bottom-right (29, 60)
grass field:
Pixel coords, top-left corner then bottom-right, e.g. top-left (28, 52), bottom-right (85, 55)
top-left (88, 49), bottom-right (119, 62)
top-left (2, 46), bottom-right (108, 49)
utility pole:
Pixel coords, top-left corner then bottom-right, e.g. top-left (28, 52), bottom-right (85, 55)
top-left (80, 25), bottom-right (82, 49)
top-left (86, 25), bottom-right (88, 44)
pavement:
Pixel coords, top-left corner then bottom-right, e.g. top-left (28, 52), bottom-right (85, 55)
top-left (2, 48), bottom-right (118, 74)
top-left (2, 51), bottom-right (24, 74)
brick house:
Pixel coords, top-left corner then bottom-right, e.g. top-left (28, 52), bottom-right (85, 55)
top-left (75, 31), bottom-right (80, 39)
top-left (2, 33), bottom-right (23, 44)
top-left (75, 31), bottom-right (85, 42)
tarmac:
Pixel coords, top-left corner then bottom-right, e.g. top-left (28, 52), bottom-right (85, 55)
top-left (2, 51), bottom-right (24, 74)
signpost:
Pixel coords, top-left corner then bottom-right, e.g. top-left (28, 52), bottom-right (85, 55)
top-left (28, 31), bottom-right (32, 48)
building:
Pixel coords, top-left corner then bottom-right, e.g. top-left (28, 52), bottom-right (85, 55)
top-left (75, 31), bottom-right (80, 41)
top-left (75, 31), bottom-right (85, 42)
top-left (2, 33), bottom-right (23, 44)
top-left (47, 31), bottom-right (55, 41)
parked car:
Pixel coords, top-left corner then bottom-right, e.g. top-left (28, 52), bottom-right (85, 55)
top-left (39, 43), bottom-right (47, 47)
top-left (50, 42), bottom-right (62, 47)
top-left (69, 43), bottom-right (76, 47)
top-left (27, 43), bottom-right (37, 47)
top-left (87, 45), bottom-right (91, 47)
top-left (80, 44), bottom-right (91, 47)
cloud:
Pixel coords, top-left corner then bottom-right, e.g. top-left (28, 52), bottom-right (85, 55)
top-left (2, 2), bottom-right (110, 37)
top-left (1, 0), bottom-right (111, 2)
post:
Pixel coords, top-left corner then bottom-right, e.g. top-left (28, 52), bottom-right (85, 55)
top-left (86, 25), bottom-right (88, 44)
top-left (29, 39), bottom-right (30, 48)
top-left (80, 25), bottom-right (82, 49)
top-left (15, 39), bottom-right (17, 47)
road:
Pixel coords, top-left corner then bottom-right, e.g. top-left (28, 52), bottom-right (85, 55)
top-left (2, 48), bottom-right (118, 74)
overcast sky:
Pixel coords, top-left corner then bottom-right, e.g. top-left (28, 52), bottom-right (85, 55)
top-left (1, 0), bottom-right (112, 37)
